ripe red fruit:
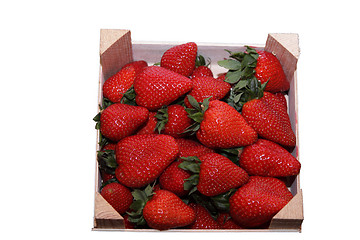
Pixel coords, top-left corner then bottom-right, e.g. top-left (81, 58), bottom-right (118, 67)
top-left (121, 60), bottom-right (148, 75)
top-left (184, 76), bottom-right (231, 108)
top-left (115, 134), bottom-right (179, 188)
top-left (155, 104), bottom-right (193, 138)
top-left (142, 190), bottom-right (196, 230)
top-left (188, 203), bottom-right (221, 229)
top-left (134, 66), bottom-right (192, 111)
top-left (216, 213), bottom-right (243, 229)
top-left (100, 182), bottom-right (133, 214)
top-left (159, 159), bottom-right (192, 197)
top-left (103, 65), bottom-right (137, 103)
top-left (196, 100), bottom-right (258, 148)
top-left (99, 103), bottom-right (149, 142)
top-left (191, 65), bottom-right (213, 79)
top-left (136, 112), bottom-right (157, 135)
top-left (197, 153), bottom-right (249, 197)
top-left (160, 42), bottom-right (198, 77)
top-left (229, 176), bottom-right (293, 227)
top-left (242, 91), bottom-right (296, 148)
top-left (239, 139), bottom-right (301, 177)
top-left (175, 138), bottom-right (215, 158)
top-left (255, 50), bottom-right (289, 93)
top-left (102, 61), bottom-right (147, 103)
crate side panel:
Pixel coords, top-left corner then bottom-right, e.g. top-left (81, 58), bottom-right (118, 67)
top-left (100, 29), bottom-right (133, 81)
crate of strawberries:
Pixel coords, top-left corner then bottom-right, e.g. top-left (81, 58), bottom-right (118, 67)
top-left (93, 29), bottom-right (303, 232)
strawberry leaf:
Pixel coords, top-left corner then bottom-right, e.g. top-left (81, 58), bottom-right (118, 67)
top-left (155, 106), bottom-right (169, 133)
top-left (218, 59), bottom-right (242, 70)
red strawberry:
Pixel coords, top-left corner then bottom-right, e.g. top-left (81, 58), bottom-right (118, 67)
top-left (242, 91), bottom-right (296, 148)
top-left (175, 138), bottom-right (215, 158)
top-left (160, 42), bottom-right (198, 77)
top-left (115, 134), bottom-right (179, 188)
top-left (188, 99), bottom-right (257, 149)
top-left (229, 176), bottom-right (293, 227)
top-left (239, 139), bottom-right (301, 177)
top-left (184, 76), bottom-right (231, 108)
top-left (196, 153), bottom-right (249, 197)
top-left (121, 60), bottom-right (148, 75)
top-left (99, 103), bottom-right (149, 142)
top-left (103, 65), bottom-right (137, 103)
top-left (155, 104), bottom-right (193, 138)
top-left (134, 66), bottom-right (192, 111)
top-left (123, 214), bottom-right (136, 229)
top-left (216, 213), bottom-right (243, 229)
top-left (100, 182), bottom-right (133, 214)
top-left (159, 159), bottom-right (192, 197)
top-left (191, 65), bottom-right (213, 79)
top-left (136, 112), bottom-right (157, 135)
top-left (143, 190), bottom-right (196, 230)
top-left (188, 203), bottom-right (221, 229)
top-left (255, 50), bottom-right (289, 93)
top-left (274, 92), bottom-right (288, 111)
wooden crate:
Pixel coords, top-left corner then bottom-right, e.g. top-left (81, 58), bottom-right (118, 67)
top-left (93, 29), bottom-right (303, 232)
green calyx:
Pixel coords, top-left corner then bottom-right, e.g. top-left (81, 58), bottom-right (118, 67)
top-left (195, 54), bottom-right (211, 67)
top-left (127, 184), bottom-right (155, 226)
top-left (217, 46), bottom-right (267, 112)
top-left (184, 95), bottom-right (211, 134)
top-left (97, 149), bottom-right (118, 175)
top-left (154, 106), bottom-right (169, 134)
top-left (120, 85), bottom-right (137, 106)
top-left (178, 156), bottom-right (201, 195)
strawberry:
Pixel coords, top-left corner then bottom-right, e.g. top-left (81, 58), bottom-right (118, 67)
top-left (99, 103), bottom-right (149, 142)
top-left (134, 66), bottom-right (192, 111)
top-left (102, 61), bottom-right (147, 103)
top-left (191, 65), bottom-right (213, 79)
top-left (274, 92), bottom-right (288, 111)
top-left (216, 213), bottom-right (243, 229)
top-left (229, 176), bottom-right (293, 227)
top-left (100, 182), bottom-right (133, 214)
top-left (155, 104), bottom-right (193, 138)
top-left (239, 139), bottom-right (301, 177)
top-left (184, 76), bottom-right (231, 108)
top-left (196, 153), bottom-right (249, 197)
top-left (218, 47), bottom-right (288, 94)
top-left (103, 66), bottom-right (136, 103)
top-left (160, 42), bottom-right (198, 77)
top-left (255, 50), bottom-right (289, 93)
top-left (115, 134), bottom-right (179, 188)
top-left (136, 112), bottom-right (157, 135)
top-left (121, 60), bottom-right (148, 75)
top-left (175, 138), bottom-right (215, 158)
top-left (187, 98), bottom-right (258, 149)
top-left (142, 189), bottom-right (196, 230)
top-left (159, 159), bottom-right (192, 197)
top-left (188, 203), bottom-right (221, 229)
top-left (242, 91), bottom-right (296, 148)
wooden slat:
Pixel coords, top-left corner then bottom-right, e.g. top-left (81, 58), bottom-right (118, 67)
top-left (270, 190), bottom-right (304, 231)
top-left (265, 33), bottom-right (300, 83)
top-left (93, 192), bottom-right (125, 229)
top-left (99, 29), bottom-right (133, 80)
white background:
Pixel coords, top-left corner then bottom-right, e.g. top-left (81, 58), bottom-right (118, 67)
top-left (1, 0), bottom-right (359, 239)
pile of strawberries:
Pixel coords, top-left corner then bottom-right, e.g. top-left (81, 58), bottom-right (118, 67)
top-left (94, 42), bottom-right (301, 230)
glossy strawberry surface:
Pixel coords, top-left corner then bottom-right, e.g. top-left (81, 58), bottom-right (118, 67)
top-left (239, 139), bottom-right (301, 177)
top-left (99, 103), bottom-right (149, 142)
top-left (160, 42), bottom-right (198, 77)
top-left (197, 153), bottom-right (249, 197)
top-left (134, 66), bottom-right (192, 111)
top-left (115, 134), bottom-right (179, 188)
top-left (255, 50), bottom-right (289, 93)
top-left (143, 190), bottom-right (196, 230)
top-left (229, 176), bottom-right (293, 227)
top-left (197, 100), bottom-right (258, 148)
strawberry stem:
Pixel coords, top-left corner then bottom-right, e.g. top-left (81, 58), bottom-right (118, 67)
top-left (183, 96), bottom-right (211, 135)
top-left (218, 46), bottom-right (267, 112)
